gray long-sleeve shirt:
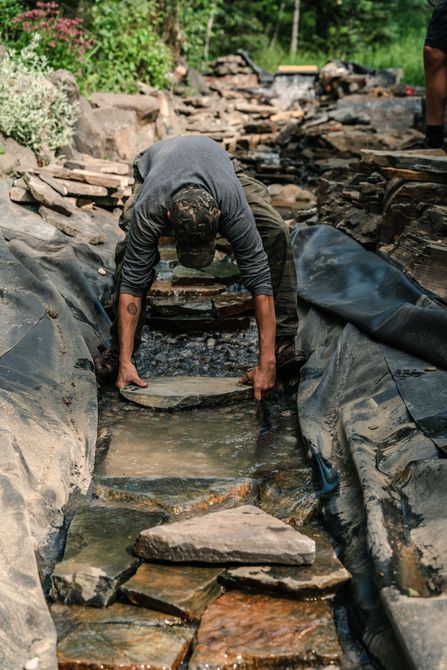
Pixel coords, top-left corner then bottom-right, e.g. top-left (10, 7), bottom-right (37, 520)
top-left (120, 136), bottom-right (272, 297)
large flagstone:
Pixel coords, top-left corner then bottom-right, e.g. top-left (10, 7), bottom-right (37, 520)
top-left (135, 505), bottom-right (316, 565)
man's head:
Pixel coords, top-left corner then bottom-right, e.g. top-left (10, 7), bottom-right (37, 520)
top-left (170, 185), bottom-right (220, 268)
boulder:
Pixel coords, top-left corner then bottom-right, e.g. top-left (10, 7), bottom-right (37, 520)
top-left (0, 135), bottom-right (38, 175)
top-left (73, 97), bottom-right (106, 158)
top-left (90, 92), bottom-right (160, 123)
top-left (92, 106), bottom-right (155, 162)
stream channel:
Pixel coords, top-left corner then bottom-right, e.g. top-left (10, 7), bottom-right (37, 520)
top-left (49, 322), bottom-right (382, 669)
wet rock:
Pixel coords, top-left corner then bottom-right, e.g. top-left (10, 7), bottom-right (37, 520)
top-left (189, 591), bottom-right (341, 669)
top-left (148, 314), bottom-right (251, 334)
top-left (135, 505), bottom-right (316, 565)
top-left (213, 292), bottom-right (253, 317)
top-left (97, 402), bottom-right (261, 479)
top-left (202, 259), bottom-right (241, 283)
top-left (149, 297), bottom-right (214, 317)
top-left (94, 476), bottom-right (259, 517)
top-left (222, 527), bottom-right (350, 598)
top-left (52, 603), bottom-right (195, 670)
top-left (172, 265), bottom-right (216, 286)
top-left (51, 502), bottom-right (167, 606)
top-left (121, 563), bottom-right (224, 620)
top-left (149, 279), bottom-right (226, 298)
top-left (258, 465), bottom-right (319, 526)
top-left (120, 375), bottom-right (252, 409)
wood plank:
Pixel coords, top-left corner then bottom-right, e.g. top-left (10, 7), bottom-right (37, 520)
top-left (276, 64), bottom-right (318, 75)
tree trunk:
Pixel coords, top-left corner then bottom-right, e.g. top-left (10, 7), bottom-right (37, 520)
top-left (204, 3), bottom-right (217, 61)
top-left (290, 0), bottom-right (300, 57)
top-left (270, 0), bottom-right (285, 48)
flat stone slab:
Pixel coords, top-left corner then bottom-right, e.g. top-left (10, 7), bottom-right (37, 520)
top-left (382, 588), bottom-right (447, 670)
top-left (135, 505), bottom-right (316, 565)
top-left (222, 527), bottom-right (350, 598)
top-left (94, 476), bottom-right (259, 517)
top-left (52, 603), bottom-right (195, 670)
top-left (189, 591), bottom-right (341, 670)
top-left (149, 279), bottom-right (225, 298)
top-left (121, 563), bottom-right (224, 620)
top-left (51, 502), bottom-right (167, 606)
top-left (172, 265), bottom-right (216, 286)
top-left (120, 376), bottom-right (252, 409)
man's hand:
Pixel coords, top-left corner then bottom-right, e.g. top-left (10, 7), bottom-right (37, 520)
top-left (240, 360), bottom-right (276, 401)
top-left (116, 361), bottom-right (147, 389)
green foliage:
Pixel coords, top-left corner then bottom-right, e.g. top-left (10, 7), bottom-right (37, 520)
top-left (0, 0), bottom-right (26, 44)
top-left (9, 2), bottom-right (92, 77)
top-left (82, 0), bottom-right (173, 93)
top-left (255, 26), bottom-right (427, 86)
top-left (0, 37), bottom-right (79, 152)
top-left (178, 0), bottom-right (221, 68)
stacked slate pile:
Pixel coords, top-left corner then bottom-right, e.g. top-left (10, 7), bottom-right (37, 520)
top-left (203, 53), bottom-right (262, 89)
top-left (148, 241), bottom-right (254, 333)
top-left (7, 154), bottom-right (131, 245)
top-left (318, 148), bottom-right (447, 302)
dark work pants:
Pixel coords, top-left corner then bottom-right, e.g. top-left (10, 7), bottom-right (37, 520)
top-left (110, 160), bottom-right (299, 350)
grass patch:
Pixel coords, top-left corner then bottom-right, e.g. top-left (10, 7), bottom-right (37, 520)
top-left (255, 28), bottom-right (426, 86)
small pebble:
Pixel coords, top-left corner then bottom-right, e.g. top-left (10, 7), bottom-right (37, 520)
top-left (97, 267), bottom-right (106, 276)
top-left (207, 338), bottom-right (216, 348)
top-left (24, 658), bottom-right (39, 670)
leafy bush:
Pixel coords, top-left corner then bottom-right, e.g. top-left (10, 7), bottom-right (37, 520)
top-left (0, 0), bottom-right (25, 44)
top-left (0, 37), bottom-right (79, 153)
top-left (10, 1), bottom-right (92, 76)
top-left (82, 0), bottom-right (173, 93)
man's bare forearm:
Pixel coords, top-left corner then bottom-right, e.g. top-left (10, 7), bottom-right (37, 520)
top-left (254, 294), bottom-right (276, 366)
top-left (118, 293), bottom-right (142, 363)
top-left (116, 293), bottom-right (147, 389)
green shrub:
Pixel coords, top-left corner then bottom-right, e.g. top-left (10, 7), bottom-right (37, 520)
top-left (82, 0), bottom-right (173, 93)
top-left (10, 1), bottom-right (93, 77)
top-left (254, 27), bottom-right (426, 86)
top-left (0, 37), bottom-right (79, 153)
top-left (0, 0), bottom-right (25, 44)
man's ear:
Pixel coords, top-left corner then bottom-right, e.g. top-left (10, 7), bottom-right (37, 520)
top-left (167, 210), bottom-right (172, 220)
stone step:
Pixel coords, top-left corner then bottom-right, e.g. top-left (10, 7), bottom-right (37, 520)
top-left (135, 504), bottom-right (316, 565)
top-left (189, 591), bottom-right (341, 670)
top-left (119, 375), bottom-right (252, 410)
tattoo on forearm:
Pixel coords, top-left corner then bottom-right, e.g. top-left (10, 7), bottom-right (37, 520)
top-left (127, 302), bottom-right (138, 316)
